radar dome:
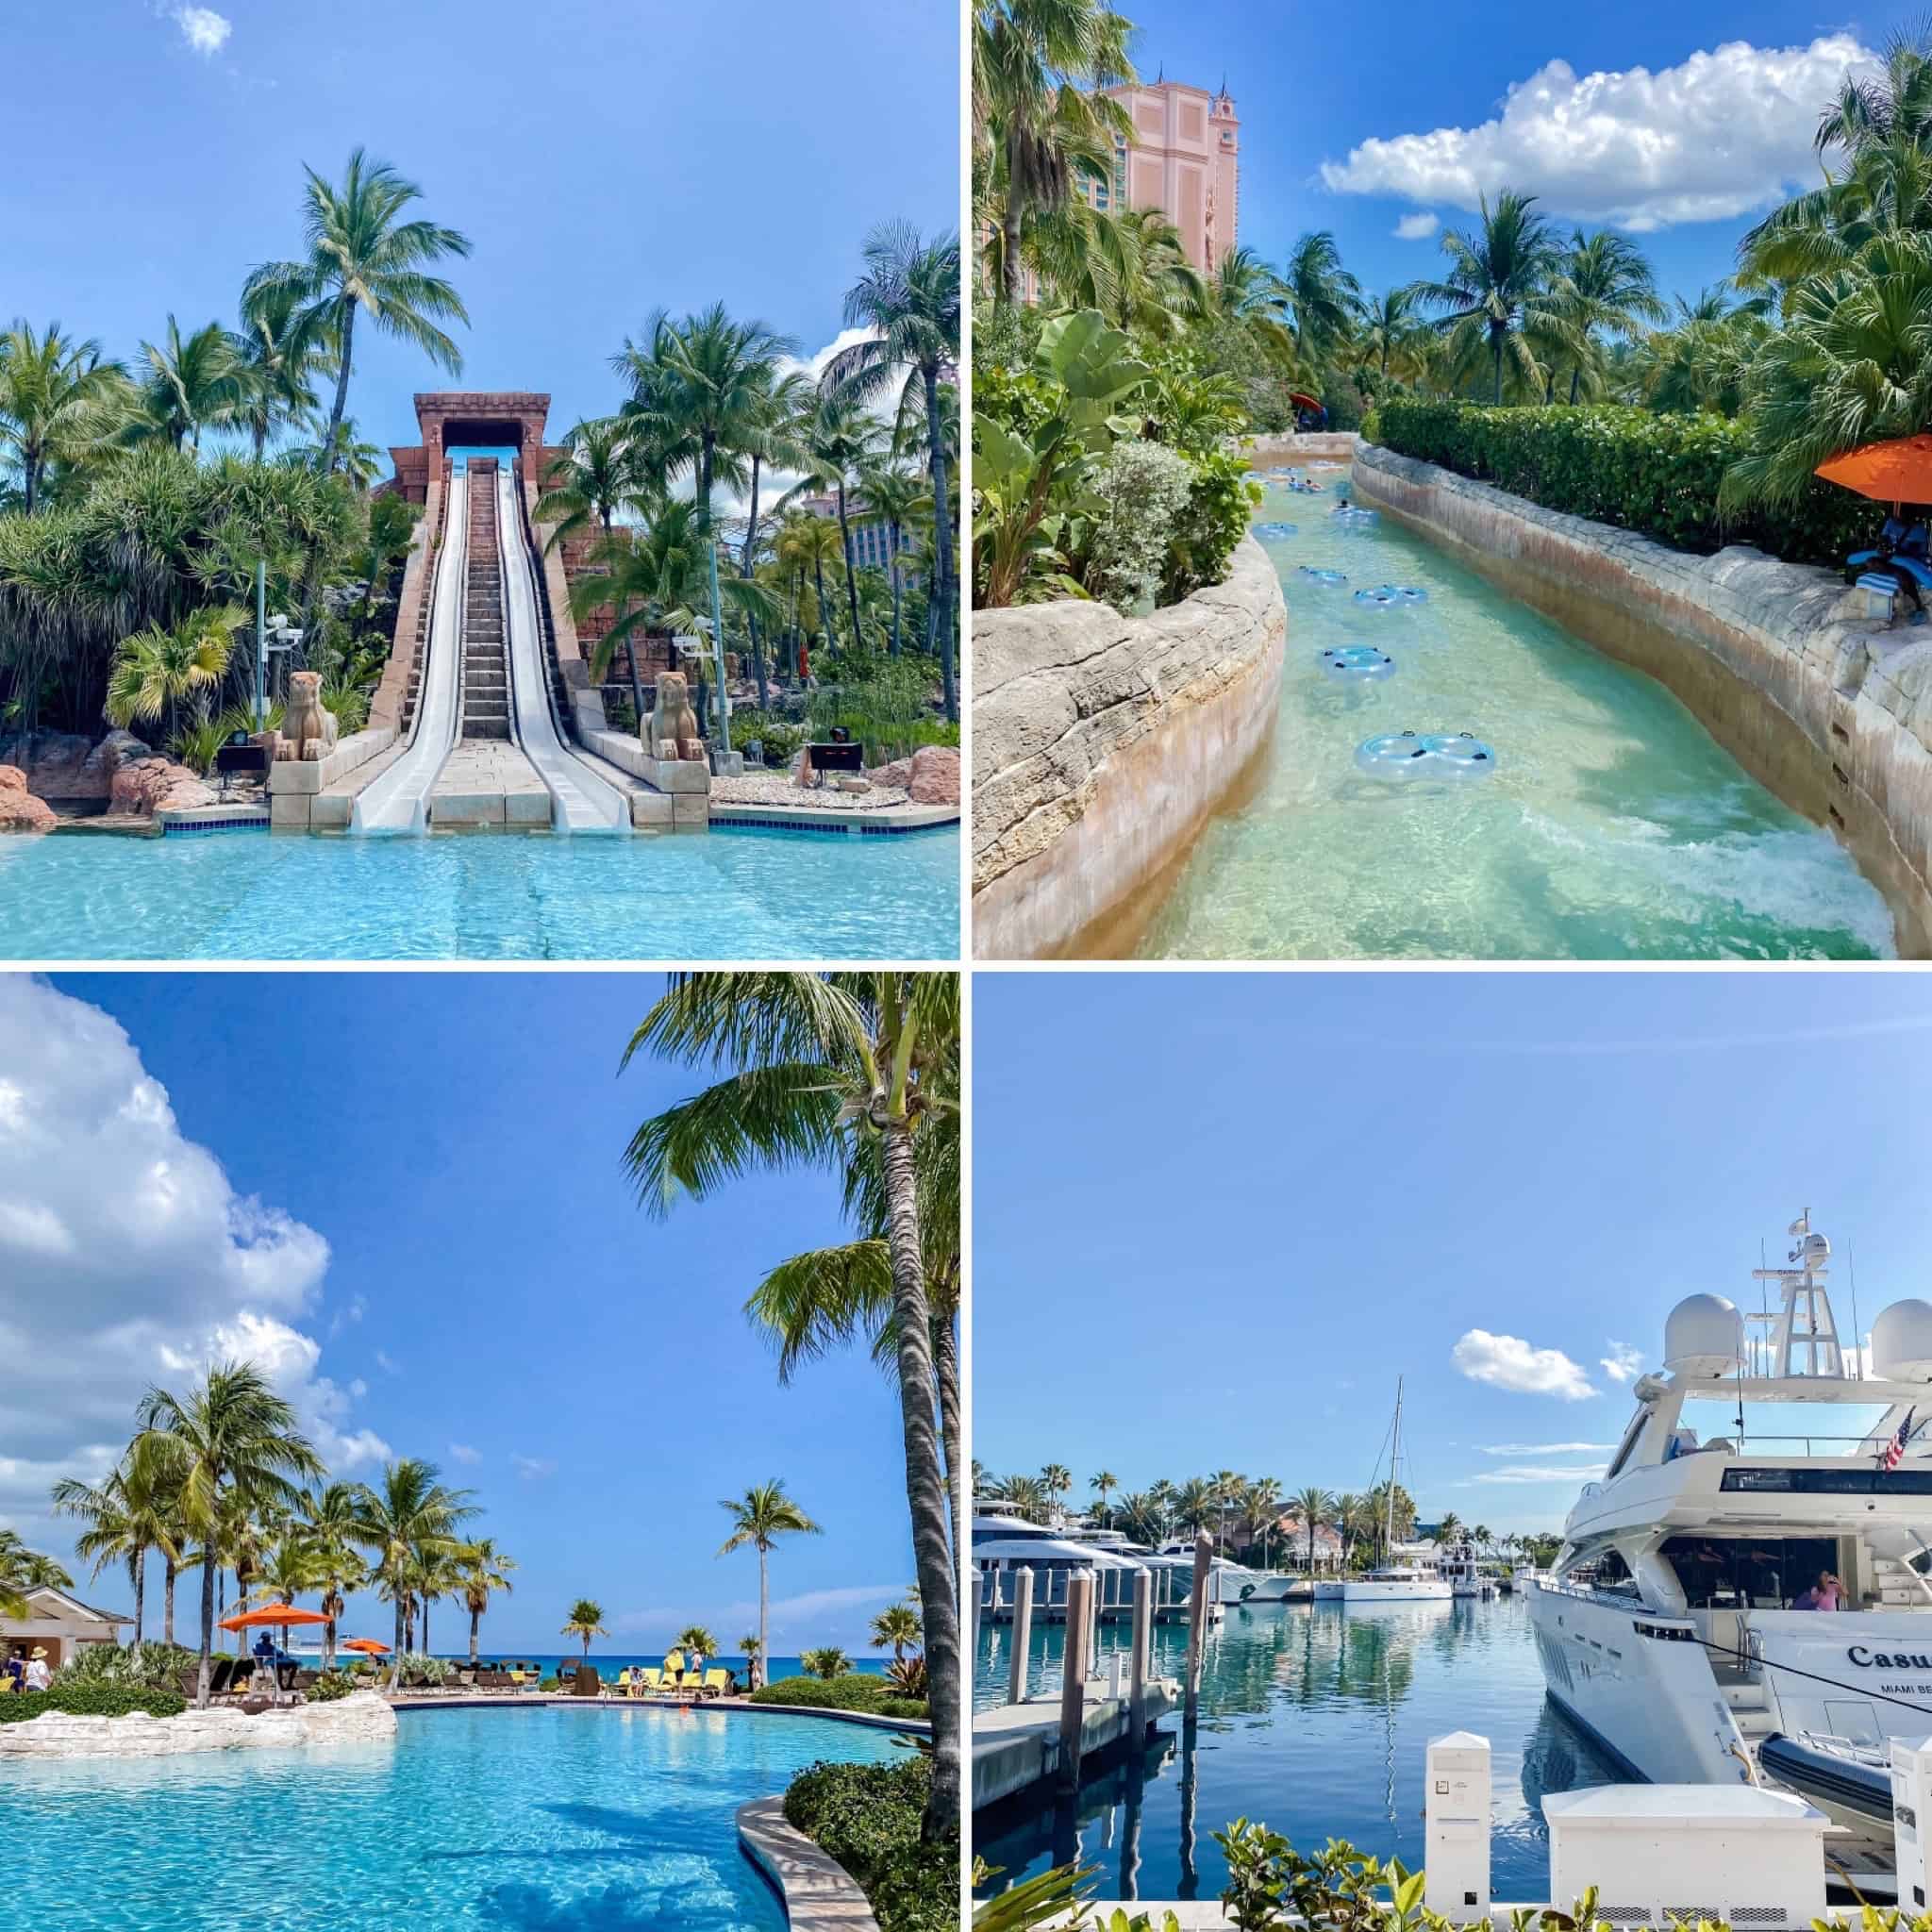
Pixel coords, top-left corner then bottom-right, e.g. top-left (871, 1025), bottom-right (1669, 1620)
top-left (1664, 1294), bottom-right (1746, 1376)
top-left (1871, 1301), bottom-right (1932, 1381)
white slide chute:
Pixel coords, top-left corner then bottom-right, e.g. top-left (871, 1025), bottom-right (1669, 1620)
top-left (350, 472), bottom-right (469, 836)
top-left (495, 464), bottom-right (630, 834)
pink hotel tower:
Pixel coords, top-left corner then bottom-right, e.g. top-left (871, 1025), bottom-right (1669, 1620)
top-left (1086, 78), bottom-right (1241, 274)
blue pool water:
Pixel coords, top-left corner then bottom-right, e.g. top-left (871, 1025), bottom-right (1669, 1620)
top-left (1131, 477), bottom-right (1895, 958)
top-left (0, 824), bottom-right (959, 959)
top-left (973, 1594), bottom-right (1618, 1905)
top-left (7, 1703), bottom-right (903, 1930)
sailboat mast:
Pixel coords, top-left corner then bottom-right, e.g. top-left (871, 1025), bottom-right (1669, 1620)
top-left (1387, 1376), bottom-right (1403, 1563)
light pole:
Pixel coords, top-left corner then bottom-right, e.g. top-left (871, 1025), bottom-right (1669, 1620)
top-left (255, 559), bottom-right (267, 735)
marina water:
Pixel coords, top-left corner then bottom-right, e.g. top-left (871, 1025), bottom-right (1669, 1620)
top-left (1134, 478), bottom-right (1893, 959)
top-left (974, 1594), bottom-right (1619, 1902)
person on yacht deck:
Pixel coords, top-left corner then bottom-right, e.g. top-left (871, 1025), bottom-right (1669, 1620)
top-left (1792, 1571), bottom-right (1844, 1610)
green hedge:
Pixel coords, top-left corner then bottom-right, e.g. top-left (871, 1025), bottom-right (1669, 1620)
top-left (748, 1672), bottom-right (927, 1720)
top-left (0, 1682), bottom-right (187, 1724)
top-left (785, 1757), bottom-right (957, 1932)
top-left (1371, 399), bottom-right (1877, 568)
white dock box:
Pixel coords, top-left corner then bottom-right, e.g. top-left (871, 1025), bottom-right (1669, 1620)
top-left (1424, 1732), bottom-right (1491, 1924)
top-left (1541, 1786), bottom-right (1827, 1929)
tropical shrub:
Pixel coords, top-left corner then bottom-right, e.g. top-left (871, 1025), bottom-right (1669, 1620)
top-left (1370, 399), bottom-right (1874, 567)
top-left (394, 1653), bottom-right (450, 1687)
top-left (1079, 441), bottom-right (1195, 613)
top-left (785, 1757), bottom-right (957, 1932)
top-left (304, 1670), bottom-right (356, 1703)
top-left (55, 1641), bottom-right (200, 1693)
top-left (886, 1654), bottom-right (928, 1700)
top-left (748, 1671), bottom-right (926, 1718)
top-left (0, 1681), bottom-right (187, 1724)
top-left (799, 1645), bottom-right (852, 1680)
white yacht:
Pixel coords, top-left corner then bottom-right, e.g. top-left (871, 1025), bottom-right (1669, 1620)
top-left (970, 1511), bottom-right (1151, 1618)
top-left (1436, 1540), bottom-right (1496, 1600)
top-left (1341, 1381), bottom-right (1454, 1604)
top-left (1527, 1213), bottom-right (1932, 1893)
top-left (1150, 1539), bottom-right (1301, 1604)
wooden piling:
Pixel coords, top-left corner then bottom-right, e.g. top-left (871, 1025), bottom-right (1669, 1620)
top-left (1057, 1569), bottom-right (1095, 1794)
top-left (1185, 1531), bottom-right (1212, 1716)
top-left (1129, 1568), bottom-right (1152, 1735)
top-left (1008, 1566), bottom-right (1034, 1707)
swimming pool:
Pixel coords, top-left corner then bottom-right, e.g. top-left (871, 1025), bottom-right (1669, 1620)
top-left (1131, 481), bottom-right (1895, 959)
top-left (5, 1703), bottom-right (901, 1930)
top-left (0, 824), bottom-right (959, 959)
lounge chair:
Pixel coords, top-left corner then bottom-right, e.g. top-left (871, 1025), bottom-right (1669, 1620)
top-left (698, 1668), bottom-right (730, 1700)
top-left (658, 1651), bottom-right (685, 1695)
top-left (635, 1667), bottom-right (663, 1697)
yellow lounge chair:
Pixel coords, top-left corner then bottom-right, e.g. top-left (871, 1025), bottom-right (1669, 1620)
top-left (633, 1667), bottom-right (662, 1697)
top-left (699, 1668), bottom-right (730, 1699)
top-left (658, 1650), bottom-right (685, 1694)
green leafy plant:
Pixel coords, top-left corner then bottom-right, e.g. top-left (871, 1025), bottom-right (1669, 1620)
top-left (971, 1861), bottom-right (1099, 1932)
top-left (304, 1670), bottom-right (356, 1703)
top-left (54, 1641), bottom-right (199, 1694)
top-left (786, 1757), bottom-right (957, 1932)
top-left (0, 1682), bottom-right (187, 1724)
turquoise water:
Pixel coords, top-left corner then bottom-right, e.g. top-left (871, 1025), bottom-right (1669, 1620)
top-left (6, 1703), bottom-right (902, 1930)
top-left (1134, 478), bottom-right (1894, 958)
top-left (973, 1594), bottom-right (1617, 1904)
top-left (0, 824), bottom-right (959, 959)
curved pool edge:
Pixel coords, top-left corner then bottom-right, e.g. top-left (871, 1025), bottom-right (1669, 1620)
top-left (1350, 442), bottom-right (1932, 958)
top-left (971, 533), bottom-right (1289, 959)
top-left (391, 1691), bottom-right (931, 1734)
top-left (738, 1794), bottom-right (882, 1932)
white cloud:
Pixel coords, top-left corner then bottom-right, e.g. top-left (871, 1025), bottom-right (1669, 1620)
top-left (611, 1581), bottom-right (907, 1639)
top-left (375, 1349), bottom-right (399, 1375)
top-left (1453, 1328), bottom-right (1597, 1400)
top-left (1474, 1464), bottom-right (1608, 1485)
top-left (511, 1454), bottom-right (557, 1481)
top-left (1601, 1341), bottom-right (1643, 1384)
top-left (1393, 212), bottom-right (1440, 241)
top-left (1320, 35), bottom-right (1879, 231)
top-left (169, 5), bottom-right (230, 56)
top-left (1482, 1442), bottom-right (1616, 1456)
top-left (0, 977), bottom-right (384, 1542)
top-left (449, 1443), bottom-right (482, 1466)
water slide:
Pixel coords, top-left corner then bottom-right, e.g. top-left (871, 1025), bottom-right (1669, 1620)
top-left (495, 464), bottom-right (631, 835)
top-left (350, 471), bottom-right (469, 836)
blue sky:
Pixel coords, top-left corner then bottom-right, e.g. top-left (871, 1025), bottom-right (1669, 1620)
top-left (973, 971), bottom-right (1932, 1537)
top-left (5, 1), bottom-right (958, 459)
top-left (4, 973), bottom-right (922, 1657)
top-left (1121, 2), bottom-right (1913, 310)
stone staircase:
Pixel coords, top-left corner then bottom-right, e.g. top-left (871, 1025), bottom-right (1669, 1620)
top-left (460, 461), bottom-right (511, 741)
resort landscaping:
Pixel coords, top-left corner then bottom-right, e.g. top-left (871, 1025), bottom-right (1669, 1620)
top-left (0, 152), bottom-right (960, 958)
top-left (971, 4), bottom-right (1932, 959)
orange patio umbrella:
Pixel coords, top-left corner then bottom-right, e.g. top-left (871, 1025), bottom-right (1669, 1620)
top-left (1815, 435), bottom-right (1932, 507)
top-left (220, 1606), bottom-right (330, 1633)
top-left (340, 1639), bottom-right (390, 1656)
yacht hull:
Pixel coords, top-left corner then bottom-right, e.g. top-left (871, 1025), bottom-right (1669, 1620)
top-left (1340, 1580), bottom-right (1453, 1604)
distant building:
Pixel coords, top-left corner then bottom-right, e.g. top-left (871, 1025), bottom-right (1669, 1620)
top-left (1078, 78), bottom-right (1241, 275)
top-left (793, 492), bottom-right (922, 585)
top-left (1, 1584), bottom-right (132, 1670)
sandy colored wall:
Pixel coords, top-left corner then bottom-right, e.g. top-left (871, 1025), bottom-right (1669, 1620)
top-left (1246, 431), bottom-right (1360, 465)
top-left (972, 533), bottom-right (1288, 958)
top-left (1350, 442), bottom-right (1932, 957)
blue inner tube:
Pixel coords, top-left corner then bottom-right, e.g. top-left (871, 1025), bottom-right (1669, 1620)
top-left (1254, 521), bottom-right (1298, 538)
top-left (1297, 567), bottom-right (1347, 586)
top-left (1352, 583), bottom-right (1427, 606)
top-left (1321, 645), bottom-right (1394, 681)
top-left (1354, 730), bottom-right (1496, 778)
top-left (1332, 506), bottom-right (1378, 519)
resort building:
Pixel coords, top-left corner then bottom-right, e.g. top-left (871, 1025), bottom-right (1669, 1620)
top-left (2, 1584), bottom-right (132, 1670)
top-left (1084, 78), bottom-right (1241, 275)
top-left (793, 492), bottom-right (922, 584)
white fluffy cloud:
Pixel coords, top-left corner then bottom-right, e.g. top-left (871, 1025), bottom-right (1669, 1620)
top-left (0, 978), bottom-right (385, 1542)
top-left (1393, 212), bottom-right (1441, 241)
top-left (1473, 1463), bottom-right (1608, 1485)
top-left (1321, 35), bottom-right (1877, 231)
top-left (168, 5), bottom-right (230, 56)
top-left (1453, 1329), bottom-right (1598, 1400)
top-left (1481, 1442), bottom-right (1616, 1456)
top-left (1600, 1341), bottom-right (1643, 1383)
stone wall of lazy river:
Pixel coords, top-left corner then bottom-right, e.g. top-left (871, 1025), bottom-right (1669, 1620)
top-left (973, 532), bottom-right (1288, 958)
top-left (1350, 442), bottom-right (1932, 957)
top-left (0, 1690), bottom-right (397, 1759)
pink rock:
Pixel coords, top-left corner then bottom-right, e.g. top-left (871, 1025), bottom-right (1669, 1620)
top-left (0, 766), bottom-right (57, 835)
top-left (109, 757), bottom-right (216, 817)
top-left (869, 757), bottom-right (912, 791)
top-left (906, 745), bottom-right (960, 806)
top-left (81, 730), bottom-right (153, 787)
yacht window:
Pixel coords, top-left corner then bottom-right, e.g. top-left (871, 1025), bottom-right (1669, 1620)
top-left (1660, 1535), bottom-right (1838, 1608)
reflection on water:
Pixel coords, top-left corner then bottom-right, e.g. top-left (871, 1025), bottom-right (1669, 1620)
top-left (973, 1594), bottom-right (1617, 1901)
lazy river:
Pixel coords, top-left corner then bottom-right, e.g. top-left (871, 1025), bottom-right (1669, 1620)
top-left (1129, 475), bottom-right (1895, 959)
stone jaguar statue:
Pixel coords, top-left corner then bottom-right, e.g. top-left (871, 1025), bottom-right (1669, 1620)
top-left (275, 671), bottom-right (339, 762)
top-left (645, 671), bottom-right (704, 761)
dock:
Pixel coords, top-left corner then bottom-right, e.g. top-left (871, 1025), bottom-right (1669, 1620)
top-left (973, 1675), bottom-right (1179, 1810)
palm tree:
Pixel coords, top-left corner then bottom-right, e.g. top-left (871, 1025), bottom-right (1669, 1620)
top-left (457, 1538), bottom-right (517, 1667)
top-left (974, 0), bottom-right (1136, 307)
top-left (800, 388), bottom-right (883, 656)
top-left (0, 320), bottom-right (126, 511)
top-left (800, 1644), bottom-right (850, 1680)
top-left (104, 605), bottom-right (244, 747)
top-left (1357, 286), bottom-right (1425, 383)
top-left (233, 283), bottom-right (326, 458)
top-left (870, 1601), bottom-right (923, 1661)
top-left (535, 417), bottom-right (640, 553)
top-left (355, 1457), bottom-right (475, 1684)
top-left (562, 1597), bottom-right (608, 1661)
top-left (50, 1458), bottom-right (179, 1645)
top-left (296, 1482), bottom-right (369, 1670)
top-left (824, 223), bottom-right (962, 718)
top-left (1277, 231), bottom-right (1364, 364)
top-left (1210, 246), bottom-right (1300, 369)
top-left (718, 1480), bottom-right (822, 1692)
top-left (1210, 1469), bottom-right (1243, 1554)
top-left (130, 1360), bottom-right (323, 1707)
top-left (739, 1633), bottom-right (762, 1684)
top-left (0, 1531), bottom-right (72, 1621)
top-left (1417, 191), bottom-right (1558, 404)
top-left (137, 317), bottom-right (248, 452)
top-left (1173, 1477), bottom-right (1216, 1541)
top-left (243, 147), bottom-right (470, 480)
top-left (249, 1537), bottom-right (321, 1609)
top-left (1090, 1471), bottom-right (1119, 1524)
top-left (1115, 1491), bottom-right (1159, 1543)
top-left (677, 1624), bottom-right (719, 1677)
top-left (996, 1473), bottom-right (1048, 1523)
top-left (774, 512), bottom-right (847, 669)
top-left (736, 366), bottom-right (812, 708)
top-left (1241, 1477), bottom-right (1283, 1566)
top-left (1040, 1464), bottom-right (1072, 1522)
top-left (1291, 1486), bottom-right (1334, 1577)
top-left (614, 305), bottom-right (794, 747)
top-left (853, 459), bottom-right (926, 658)
top-left (1548, 230), bottom-right (1664, 404)
top-left (621, 972), bottom-right (961, 1840)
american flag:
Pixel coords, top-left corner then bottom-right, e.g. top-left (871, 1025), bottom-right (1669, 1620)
top-left (1884, 1407), bottom-right (1917, 1471)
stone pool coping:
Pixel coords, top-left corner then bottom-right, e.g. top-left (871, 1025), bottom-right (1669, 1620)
top-left (738, 1794), bottom-right (881, 1932)
top-left (1350, 441), bottom-right (1932, 956)
top-left (387, 1690), bottom-right (929, 1735)
top-left (0, 1689), bottom-right (395, 1758)
top-left (711, 802), bottom-right (959, 835)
